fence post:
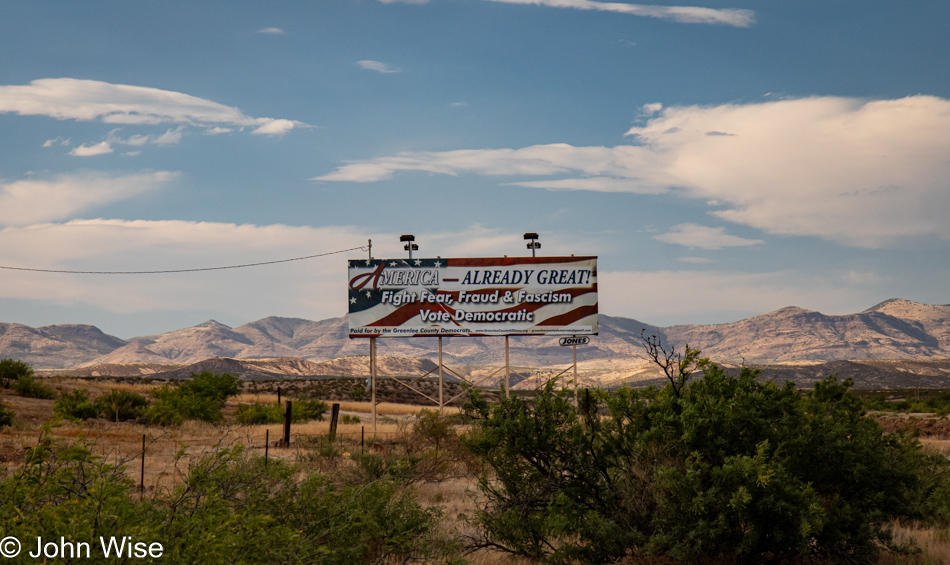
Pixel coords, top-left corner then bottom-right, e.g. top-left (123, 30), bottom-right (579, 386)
top-left (329, 403), bottom-right (340, 442)
top-left (265, 429), bottom-right (269, 466)
top-left (361, 426), bottom-right (365, 454)
top-left (277, 386), bottom-right (281, 405)
top-left (140, 434), bottom-right (146, 494)
top-left (282, 401), bottom-right (292, 447)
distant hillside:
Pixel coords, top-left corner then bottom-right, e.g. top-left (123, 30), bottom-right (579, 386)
top-left (5, 299), bottom-right (950, 370)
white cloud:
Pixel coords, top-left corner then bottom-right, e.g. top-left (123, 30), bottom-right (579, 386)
top-left (203, 127), bottom-right (233, 135)
top-left (252, 119), bottom-right (296, 136)
top-left (506, 176), bottom-right (667, 194)
top-left (42, 136), bottom-right (70, 148)
top-left (599, 269), bottom-right (885, 325)
top-left (654, 223), bottom-right (764, 249)
top-left (482, 0), bottom-right (754, 27)
top-left (317, 95), bottom-right (950, 248)
top-left (110, 126), bottom-right (185, 147)
top-left (0, 78), bottom-right (306, 134)
top-left (0, 171), bottom-right (178, 226)
top-left (357, 60), bottom-right (402, 73)
top-left (69, 141), bottom-right (114, 157)
top-left (257, 27), bottom-right (285, 34)
top-left (0, 222), bottom-right (575, 322)
top-left (313, 143), bottom-right (661, 182)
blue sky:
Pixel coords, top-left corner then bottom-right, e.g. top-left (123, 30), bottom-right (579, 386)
top-left (1, 0), bottom-right (948, 338)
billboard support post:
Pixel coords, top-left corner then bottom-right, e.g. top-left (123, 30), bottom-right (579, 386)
top-left (505, 336), bottom-right (510, 395)
top-left (438, 336), bottom-right (444, 416)
top-left (370, 336), bottom-right (377, 439)
top-left (573, 341), bottom-right (578, 405)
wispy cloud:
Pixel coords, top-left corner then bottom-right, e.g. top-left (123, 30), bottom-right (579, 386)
top-left (357, 60), bottom-right (402, 73)
top-left (654, 223), bottom-right (763, 250)
top-left (42, 136), bottom-right (71, 148)
top-left (482, 0), bottom-right (754, 27)
top-left (0, 78), bottom-right (307, 135)
top-left (0, 171), bottom-right (178, 226)
top-left (69, 141), bottom-right (114, 157)
top-left (257, 27), bottom-right (285, 34)
top-left (316, 95), bottom-right (950, 248)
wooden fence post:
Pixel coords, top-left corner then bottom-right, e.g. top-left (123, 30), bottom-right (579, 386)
top-left (140, 434), bottom-right (146, 494)
top-left (329, 403), bottom-right (340, 442)
top-left (282, 401), bottom-right (292, 447)
top-left (265, 429), bottom-right (269, 465)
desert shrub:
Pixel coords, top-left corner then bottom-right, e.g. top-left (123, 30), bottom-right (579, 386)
top-left (177, 371), bottom-right (241, 402)
top-left (0, 402), bottom-right (13, 427)
top-left (14, 374), bottom-right (57, 399)
top-left (94, 389), bottom-right (149, 421)
top-left (235, 401), bottom-right (280, 424)
top-left (341, 413), bottom-right (360, 424)
top-left (235, 398), bottom-right (328, 425)
top-left (464, 366), bottom-right (935, 564)
top-left (0, 358), bottom-right (33, 388)
top-left (144, 372), bottom-right (240, 425)
top-left (53, 389), bottom-right (98, 420)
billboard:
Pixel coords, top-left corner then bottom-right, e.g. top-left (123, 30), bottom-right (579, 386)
top-left (347, 256), bottom-right (597, 337)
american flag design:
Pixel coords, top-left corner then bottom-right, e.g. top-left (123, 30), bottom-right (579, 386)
top-left (347, 256), bottom-right (598, 338)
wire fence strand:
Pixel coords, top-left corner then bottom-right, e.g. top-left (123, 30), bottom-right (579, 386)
top-left (0, 245), bottom-right (368, 275)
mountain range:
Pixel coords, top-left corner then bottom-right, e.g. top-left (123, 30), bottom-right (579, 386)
top-left (2, 299), bottom-right (948, 373)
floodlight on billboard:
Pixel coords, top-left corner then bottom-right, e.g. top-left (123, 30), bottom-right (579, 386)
top-left (347, 256), bottom-right (598, 337)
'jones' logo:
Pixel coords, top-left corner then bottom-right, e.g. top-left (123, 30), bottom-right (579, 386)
top-left (350, 263), bottom-right (440, 291)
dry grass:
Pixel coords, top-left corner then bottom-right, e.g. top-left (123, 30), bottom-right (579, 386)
top-left (1, 380), bottom-right (460, 493)
top-left (878, 522), bottom-right (950, 564)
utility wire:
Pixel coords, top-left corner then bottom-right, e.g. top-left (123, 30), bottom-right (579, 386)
top-left (0, 245), bottom-right (368, 275)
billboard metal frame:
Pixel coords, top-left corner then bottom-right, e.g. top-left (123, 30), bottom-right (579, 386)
top-left (351, 245), bottom-right (597, 438)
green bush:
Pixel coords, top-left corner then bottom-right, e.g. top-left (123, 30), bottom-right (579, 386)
top-left (235, 398), bottom-right (328, 425)
top-left (94, 389), bottom-right (149, 421)
top-left (14, 374), bottom-right (56, 399)
top-left (0, 402), bottom-right (13, 427)
top-left (144, 372), bottom-right (241, 425)
top-left (53, 389), bottom-right (98, 420)
top-left (0, 425), bottom-right (457, 564)
top-left (0, 358), bottom-right (33, 388)
top-left (464, 365), bottom-right (936, 564)
top-left (177, 371), bottom-right (241, 402)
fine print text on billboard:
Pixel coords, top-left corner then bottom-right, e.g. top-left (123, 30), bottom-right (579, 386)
top-left (347, 256), bottom-right (598, 337)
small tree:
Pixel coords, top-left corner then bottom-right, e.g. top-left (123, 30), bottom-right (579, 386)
top-left (0, 358), bottom-right (33, 389)
top-left (54, 389), bottom-right (98, 421)
top-left (93, 389), bottom-right (149, 422)
top-left (639, 330), bottom-right (706, 397)
top-left (144, 372), bottom-right (241, 425)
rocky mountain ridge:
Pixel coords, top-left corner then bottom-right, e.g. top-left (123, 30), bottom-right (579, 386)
top-left (3, 299), bottom-right (948, 371)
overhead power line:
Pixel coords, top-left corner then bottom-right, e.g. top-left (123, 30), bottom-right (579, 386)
top-left (0, 245), bottom-right (368, 275)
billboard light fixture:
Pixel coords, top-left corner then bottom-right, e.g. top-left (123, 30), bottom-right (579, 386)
top-left (523, 232), bottom-right (540, 257)
top-left (400, 234), bottom-right (418, 259)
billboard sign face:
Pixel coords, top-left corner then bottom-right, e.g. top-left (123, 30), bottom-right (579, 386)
top-left (347, 256), bottom-right (597, 337)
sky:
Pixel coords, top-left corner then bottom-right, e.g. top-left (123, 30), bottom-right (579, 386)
top-left (1, 0), bottom-right (949, 339)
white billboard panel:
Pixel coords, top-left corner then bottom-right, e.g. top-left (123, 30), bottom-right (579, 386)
top-left (347, 256), bottom-right (598, 337)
